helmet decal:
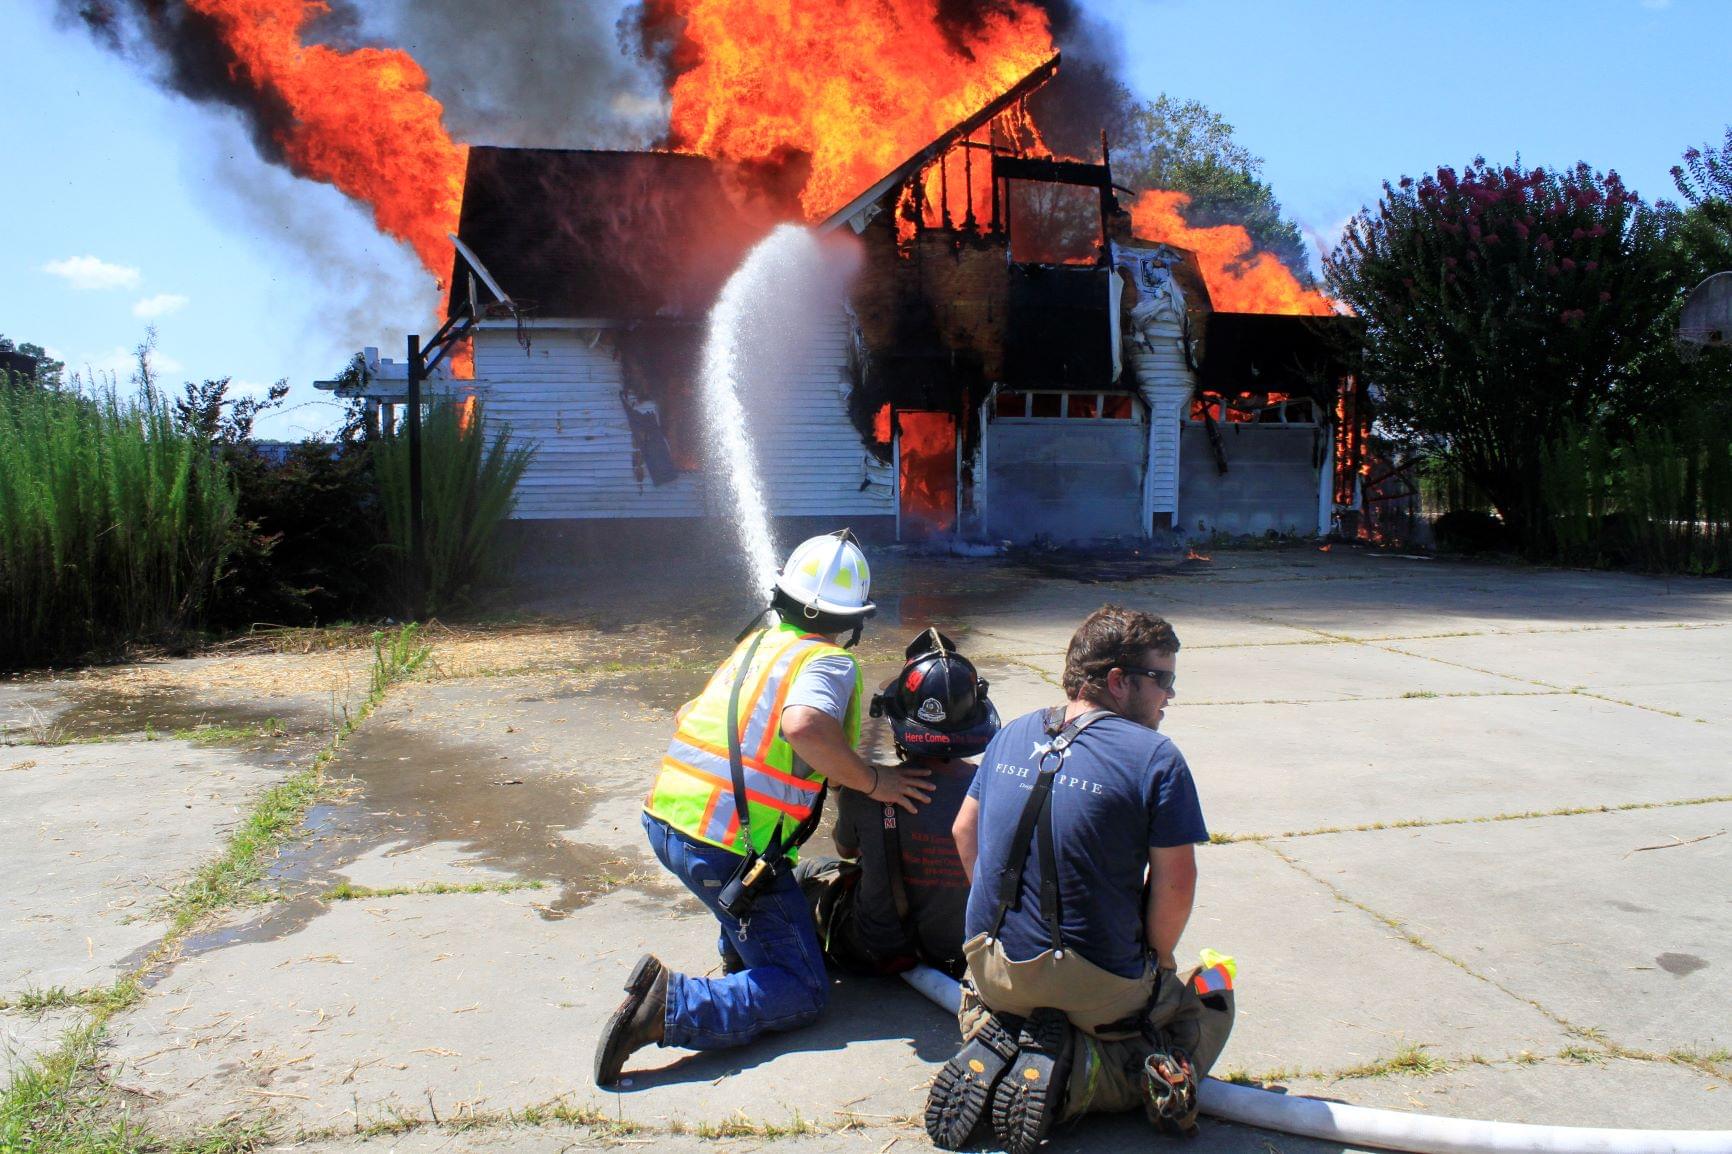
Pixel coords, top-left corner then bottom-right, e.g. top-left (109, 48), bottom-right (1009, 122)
top-left (773, 532), bottom-right (875, 618)
top-left (917, 698), bottom-right (948, 723)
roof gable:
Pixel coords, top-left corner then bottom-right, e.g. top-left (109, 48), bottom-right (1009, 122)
top-left (447, 147), bottom-right (762, 321)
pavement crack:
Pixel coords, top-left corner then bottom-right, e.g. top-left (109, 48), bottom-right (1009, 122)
top-left (1209, 794), bottom-right (1732, 844)
top-left (1256, 841), bottom-right (1732, 1086)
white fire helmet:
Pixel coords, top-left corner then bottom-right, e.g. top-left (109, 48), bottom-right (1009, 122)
top-left (775, 530), bottom-right (875, 619)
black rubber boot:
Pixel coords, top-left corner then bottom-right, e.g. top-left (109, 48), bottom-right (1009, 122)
top-left (593, 954), bottom-right (667, 1086)
top-left (991, 1007), bottom-right (1074, 1154)
top-left (924, 1011), bottom-right (1022, 1150)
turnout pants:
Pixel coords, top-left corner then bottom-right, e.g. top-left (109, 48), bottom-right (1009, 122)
top-left (958, 934), bottom-right (1236, 1121)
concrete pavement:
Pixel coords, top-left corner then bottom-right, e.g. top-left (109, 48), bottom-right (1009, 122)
top-left (4, 548), bottom-right (1729, 1151)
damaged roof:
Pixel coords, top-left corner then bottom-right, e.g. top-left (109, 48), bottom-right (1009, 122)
top-left (446, 147), bottom-right (761, 321)
top-left (1198, 312), bottom-right (1362, 399)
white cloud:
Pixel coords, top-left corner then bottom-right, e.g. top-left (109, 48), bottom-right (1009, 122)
top-left (42, 255), bottom-right (142, 292)
top-left (132, 293), bottom-right (190, 319)
top-left (74, 345), bottom-right (185, 386)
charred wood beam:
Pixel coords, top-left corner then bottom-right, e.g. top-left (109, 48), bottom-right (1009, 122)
top-left (1202, 405), bottom-right (1229, 475)
top-left (819, 53), bottom-right (1060, 234)
top-left (990, 157), bottom-right (1114, 188)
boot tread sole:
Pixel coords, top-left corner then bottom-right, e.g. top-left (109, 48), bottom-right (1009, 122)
top-left (593, 955), bottom-right (665, 1088)
top-left (923, 1015), bottom-right (1020, 1151)
top-left (991, 1008), bottom-right (1073, 1154)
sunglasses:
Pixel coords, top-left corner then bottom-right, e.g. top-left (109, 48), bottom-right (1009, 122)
top-left (1120, 666), bottom-right (1177, 691)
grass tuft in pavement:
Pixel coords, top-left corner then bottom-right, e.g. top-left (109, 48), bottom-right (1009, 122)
top-left (1336, 1043), bottom-right (1447, 1079)
top-left (0, 625), bottom-right (431, 1152)
top-left (321, 878), bottom-right (545, 901)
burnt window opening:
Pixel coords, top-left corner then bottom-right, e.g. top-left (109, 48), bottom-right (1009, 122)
top-left (1189, 393), bottom-right (1320, 425)
top-left (618, 325), bottom-right (704, 476)
top-left (994, 389), bottom-right (1140, 421)
top-left (1006, 180), bottom-right (1103, 265)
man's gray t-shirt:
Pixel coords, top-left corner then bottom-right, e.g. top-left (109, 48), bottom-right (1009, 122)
top-left (783, 653), bottom-right (858, 723)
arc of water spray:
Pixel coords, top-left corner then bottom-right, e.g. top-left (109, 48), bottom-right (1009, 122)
top-left (699, 225), bottom-right (862, 602)
top-left (700, 267), bottom-right (782, 599)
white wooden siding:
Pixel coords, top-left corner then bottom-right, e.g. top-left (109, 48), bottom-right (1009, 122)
top-left (469, 316), bottom-right (892, 522)
top-left (1128, 316), bottom-right (1195, 516)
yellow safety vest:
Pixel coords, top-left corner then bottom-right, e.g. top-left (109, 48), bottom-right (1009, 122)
top-left (645, 622), bottom-right (863, 857)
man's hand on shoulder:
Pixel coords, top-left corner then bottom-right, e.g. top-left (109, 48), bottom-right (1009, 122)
top-left (869, 762), bottom-right (933, 813)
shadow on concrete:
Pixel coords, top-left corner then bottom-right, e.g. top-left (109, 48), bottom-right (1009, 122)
top-left (610, 971), bottom-right (958, 1090)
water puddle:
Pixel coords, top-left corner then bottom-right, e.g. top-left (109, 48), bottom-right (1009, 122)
top-left (52, 686), bottom-right (311, 741)
top-left (181, 719), bottom-right (645, 957)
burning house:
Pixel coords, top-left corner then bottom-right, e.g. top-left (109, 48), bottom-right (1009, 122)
top-left (69, 1), bottom-right (1370, 547)
top-left (406, 55), bottom-right (1364, 547)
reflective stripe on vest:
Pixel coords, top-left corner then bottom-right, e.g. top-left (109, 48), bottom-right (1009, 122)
top-left (644, 623), bottom-right (862, 855)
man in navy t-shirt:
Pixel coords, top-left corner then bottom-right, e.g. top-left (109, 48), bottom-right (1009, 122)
top-left (925, 605), bottom-right (1208, 1153)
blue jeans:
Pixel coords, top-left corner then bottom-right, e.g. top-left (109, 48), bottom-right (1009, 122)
top-left (642, 812), bottom-right (829, 1050)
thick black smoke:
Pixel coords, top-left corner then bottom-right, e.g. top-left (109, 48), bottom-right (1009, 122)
top-left (60, 0), bottom-right (668, 153)
top-left (59, 0), bottom-right (297, 162)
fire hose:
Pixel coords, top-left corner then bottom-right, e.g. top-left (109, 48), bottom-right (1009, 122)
top-left (898, 966), bottom-right (1732, 1154)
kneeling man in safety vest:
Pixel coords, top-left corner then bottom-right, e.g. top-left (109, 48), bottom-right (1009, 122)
top-left (594, 531), bottom-right (933, 1086)
top-left (927, 604), bottom-right (1233, 1153)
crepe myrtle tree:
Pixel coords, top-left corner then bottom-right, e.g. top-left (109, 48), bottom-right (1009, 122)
top-left (1673, 127), bottom-right (1732, 233)
top-left (1326, 159), bottom-right (1677, 549)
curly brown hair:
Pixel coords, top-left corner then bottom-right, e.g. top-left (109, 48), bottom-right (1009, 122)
top-left (1062, 604), bottom-right (1181, 700)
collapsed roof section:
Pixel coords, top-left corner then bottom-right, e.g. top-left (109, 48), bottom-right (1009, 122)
top-left (445, 147), bottom-right (761, 322)
top-left (1197, 312), bottom-right (1363, 405)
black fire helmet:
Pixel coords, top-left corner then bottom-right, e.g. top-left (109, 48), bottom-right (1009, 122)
top-left (870, 627), bottom-right (1000, 760)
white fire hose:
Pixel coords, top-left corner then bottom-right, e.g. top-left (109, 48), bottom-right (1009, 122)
top-left (898, 966), bottom-right (1732, 1154)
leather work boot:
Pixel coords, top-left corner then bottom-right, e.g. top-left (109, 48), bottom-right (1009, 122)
top-left (593, 954), bottom-right (668, 1086)
top-left (991, 1007), bottom-right (1074, 1154)
top-left (924, 1010), bottom-right (1022, 1149)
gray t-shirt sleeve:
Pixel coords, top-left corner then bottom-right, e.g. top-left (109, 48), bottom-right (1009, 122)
top-left (782, 653), bottom-right (857, 724)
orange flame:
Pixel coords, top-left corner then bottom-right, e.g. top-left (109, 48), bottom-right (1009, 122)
top-left (448, 336), bottom-right (474, 381)
top-left (1129, 190), bottom-right (1334, 316)
top-left (898, 411), bottom-right (957, 535)
top-left (185, 0), bottom-right (467, 282)
top-left (657, 0), bottom-right (1055, 221)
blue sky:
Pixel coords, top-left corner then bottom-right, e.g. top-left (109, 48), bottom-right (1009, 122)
top-left (4, 0), bottom-right (1728, 440)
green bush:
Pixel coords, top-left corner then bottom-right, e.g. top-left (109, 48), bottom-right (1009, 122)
top-left (0, 381), bottom-right (236, 666)
top-left (1432, 509), bottom-right (1510, 555)
top-left (210, 442), bottom-right (384, 629)
top-left (374, 401), bottom-right (534, 616)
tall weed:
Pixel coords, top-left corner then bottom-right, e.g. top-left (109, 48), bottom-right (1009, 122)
top-left (1537, 417), bottom-right (1731, 574)
top-left (374, 401), bottom-right (534, 616)
top-left (0, 383), bottom-right (236, 666)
